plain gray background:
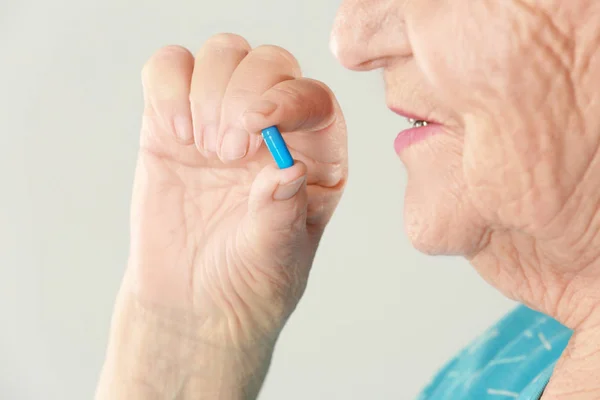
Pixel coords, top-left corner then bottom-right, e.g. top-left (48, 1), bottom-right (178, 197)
top-left (0, 1), bottom-right (515, 399)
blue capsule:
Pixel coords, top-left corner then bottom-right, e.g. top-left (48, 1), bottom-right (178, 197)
top-left (261, 126), bottom-right (294, 169)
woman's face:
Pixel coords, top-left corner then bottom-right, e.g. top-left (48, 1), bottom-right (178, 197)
top-left (331, 1), bottom-right (600, 261)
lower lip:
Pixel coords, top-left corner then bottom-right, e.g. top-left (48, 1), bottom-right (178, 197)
top-left (394, 123), bottom-right (443, 154)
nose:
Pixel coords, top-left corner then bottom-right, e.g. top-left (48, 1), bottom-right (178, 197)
top-left (330, 0), bottom-right (411, 71)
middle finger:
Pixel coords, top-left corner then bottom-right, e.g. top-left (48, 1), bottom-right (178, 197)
top-left (217, 45), bottom-right (302, 163)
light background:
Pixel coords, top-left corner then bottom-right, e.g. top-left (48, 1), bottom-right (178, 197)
top-left (0, 1), bottom-right (514, 399)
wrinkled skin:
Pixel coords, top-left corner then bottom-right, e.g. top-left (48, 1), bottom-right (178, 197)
top-left (126, 38), bottom-right (347, 349)
top-left (332, 0), bottom-right (600, 397)
top-left (97, 34), bottom-right (350, 399)
top-left (98, 1), bottom-right (600, 399)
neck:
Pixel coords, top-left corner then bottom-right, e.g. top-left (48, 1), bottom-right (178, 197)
top-left (470, 227), bottom-right (600, 399)
top-left (543, 218), bottom-right (600, 398)
top-left (543, 317), bottom-right (600, 399)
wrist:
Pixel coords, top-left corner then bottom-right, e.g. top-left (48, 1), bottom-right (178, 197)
top-left (96, 288), bottom-right (276, 400)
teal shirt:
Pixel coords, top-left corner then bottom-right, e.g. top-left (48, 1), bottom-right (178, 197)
top-left (418, 306), bottom-right (572, 400)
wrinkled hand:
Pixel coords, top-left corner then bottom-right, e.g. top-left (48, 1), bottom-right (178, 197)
top-left (124, 34), bottom-right (347, 350)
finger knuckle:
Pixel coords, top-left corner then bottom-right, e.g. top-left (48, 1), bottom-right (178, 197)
top-left (252, 45), bottom-right (300, 70)
top-left (141, 45), bottom-right (192, 84)
top-left (204, 33), bottom-right (251, 51)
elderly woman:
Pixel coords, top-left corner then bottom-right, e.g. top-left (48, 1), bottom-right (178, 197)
top-left (95, 1), bottom-right (600, 399)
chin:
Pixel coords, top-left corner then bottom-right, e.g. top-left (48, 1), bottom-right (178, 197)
top-left (404, 187), bottom-right (463, 256)
top-left (403, 193), bottom-right (487, 257)
top-left (401, 140), bottom-right (487, 257)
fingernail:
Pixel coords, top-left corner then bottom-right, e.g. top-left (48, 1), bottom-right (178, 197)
top-left (203, 125), bottom-right (218, 153)
top-left (244, 100), bottom-right (278, 117)
top-left (174, 116), bottom-right (193, 142)
top-left (273, 176), bottom-right (305, 201)
top-left (220, 128), bottom-right (249, 161)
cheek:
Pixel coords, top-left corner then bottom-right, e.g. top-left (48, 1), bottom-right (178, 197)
top-left (406, 1), bottom-right (593, 233)
top-left (405, 1), bottom-right (516, 110)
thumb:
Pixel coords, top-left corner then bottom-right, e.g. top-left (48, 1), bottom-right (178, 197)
top-left (246, 161), bottom-right (309, 244)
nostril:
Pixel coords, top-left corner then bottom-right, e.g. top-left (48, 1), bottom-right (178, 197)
top-left (330, 20), bottom-right (388, 71)
top-left (329, 31), bottom-right (366, 70)
top-left (331, 2), bottom-right (411, 72)
top-left (331, 44), bottom-right (384, 71)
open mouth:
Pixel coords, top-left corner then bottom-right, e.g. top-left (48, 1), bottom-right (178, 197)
top-left (406, 118), bottom-right (429, 128)
top-left (393, 115), bottom-right (441, 154)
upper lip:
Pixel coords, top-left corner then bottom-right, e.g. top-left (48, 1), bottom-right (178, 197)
top-left (388, 106), bottom-right (437, 124)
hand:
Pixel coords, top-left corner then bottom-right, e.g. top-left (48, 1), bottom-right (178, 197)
top-left (124, 34), bottom-right (347, 349)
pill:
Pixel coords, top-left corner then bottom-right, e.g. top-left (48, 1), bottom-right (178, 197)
top-left (261, 126), bottom-right (294, 169)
